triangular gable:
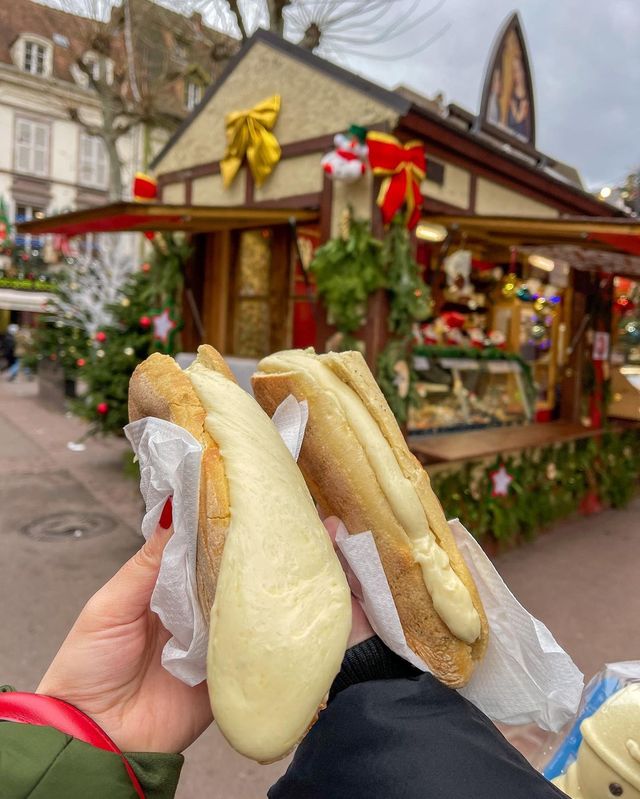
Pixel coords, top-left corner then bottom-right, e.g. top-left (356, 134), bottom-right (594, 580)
top-left (152, 29), bottom-right (408, 176)
top-left (478, 12), bottom-right (537, 146)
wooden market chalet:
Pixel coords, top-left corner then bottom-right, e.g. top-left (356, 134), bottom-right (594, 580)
top-left (20, 15), bottom-right (640, 469)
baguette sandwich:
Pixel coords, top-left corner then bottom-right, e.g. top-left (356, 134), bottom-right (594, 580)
top-left (252, 348), bottom-right (489, 688)
top-left (128, 345), bottom-right (352, 763)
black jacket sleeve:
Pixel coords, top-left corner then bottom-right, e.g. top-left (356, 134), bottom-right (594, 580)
top-left (269, 637), bottom-right (568, 799)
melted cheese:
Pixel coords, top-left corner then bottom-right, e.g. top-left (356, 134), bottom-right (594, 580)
top-left (258, 350), bottom-right (480, 645)
top-left (185, 361), bottom-right (351, 763)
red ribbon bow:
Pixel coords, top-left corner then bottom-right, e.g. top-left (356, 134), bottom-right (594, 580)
top-left (366, 132), bottom-right (426, 229)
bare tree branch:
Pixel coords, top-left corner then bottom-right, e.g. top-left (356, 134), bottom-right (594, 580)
top-left (227, 0), bottom-right (248, 40)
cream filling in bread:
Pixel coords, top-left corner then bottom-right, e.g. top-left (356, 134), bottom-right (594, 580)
top-left (185, 360), bottom-right (351, 763)
top-left (258, 350), bottom-right (481, 646)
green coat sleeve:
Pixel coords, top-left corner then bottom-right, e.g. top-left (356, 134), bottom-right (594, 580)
top-left (0, 721), bottom-right (183, 799)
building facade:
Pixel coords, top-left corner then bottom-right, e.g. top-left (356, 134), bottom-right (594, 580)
top-left (0, 0), bottom-right (232, 243)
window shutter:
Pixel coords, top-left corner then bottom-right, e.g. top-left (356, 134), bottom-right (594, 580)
top-left (15, 120), bottom-right (32, 172)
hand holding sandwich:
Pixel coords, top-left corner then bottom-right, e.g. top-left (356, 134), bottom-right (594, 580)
top-left (36, 504), bottom-right (372, 755)
top-left (36, 502), bottom-right (213, 754)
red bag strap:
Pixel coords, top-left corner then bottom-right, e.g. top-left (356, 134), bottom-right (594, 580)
top-left (0, 691), bottom-right (145, 798)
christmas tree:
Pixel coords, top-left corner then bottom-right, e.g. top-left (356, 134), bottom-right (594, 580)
top-left (25, 235), bottom-right (134, 376)
top-left (73, 233), bottom-right (189, 436)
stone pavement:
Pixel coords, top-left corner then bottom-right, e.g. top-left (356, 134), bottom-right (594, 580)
top-left (1, 374), bottom-right (639, 796)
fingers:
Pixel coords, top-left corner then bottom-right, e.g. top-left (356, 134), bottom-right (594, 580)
top-left (82, 498), bottom-right (173, 626)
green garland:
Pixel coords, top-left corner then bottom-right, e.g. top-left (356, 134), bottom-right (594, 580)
top-left (0, 276), bottom-right (55, 291)
top-left (309, 214), bottom-right (384, 347)
top-left (381, 217), bottom-right (432, 336)
top-left (429, 429), bottom-right (640, 545)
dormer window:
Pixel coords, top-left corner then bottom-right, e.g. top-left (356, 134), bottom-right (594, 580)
top-left (185, 81), bottom-right (203, 111)
top-left (13, 35), bottom-right (53, 77)
top-left (24, 40), bottom-right (48, 75)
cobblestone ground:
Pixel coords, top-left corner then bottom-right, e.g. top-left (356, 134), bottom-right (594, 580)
top-left (1, 375), bottom-right (639, 796)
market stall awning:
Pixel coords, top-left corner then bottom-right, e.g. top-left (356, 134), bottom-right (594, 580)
top-left (0, 289), bottom-right (55, 312)
top-left (424, 214), bottom-right (640, 274)
top-left (16, 202), bottom-right (319, 237)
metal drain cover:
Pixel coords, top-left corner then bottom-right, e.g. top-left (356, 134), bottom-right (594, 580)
top-left (21, 511), bottom-right (115, 542)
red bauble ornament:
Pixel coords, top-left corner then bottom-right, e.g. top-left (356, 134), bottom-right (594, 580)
top-left (96, 402), bottom-right (109, 415)
top-left (144, 231), bottom-right (155, 241)
top-left (139, 315), bottom-right (151, 328)
top-left (76, 358), bottom-right (86, 367)
top-left (141, 262), bottom-right (151, 273)
top-left (95, 331), bottom-right (107, 343)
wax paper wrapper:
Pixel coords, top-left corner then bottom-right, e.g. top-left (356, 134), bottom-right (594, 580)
top-left (335, 520), bottom-right (584, 731)
top-left (125, 395), bottom-right (583, 731)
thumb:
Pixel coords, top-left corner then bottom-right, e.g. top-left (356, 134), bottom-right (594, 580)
top-left (87, 498), bottom-right (173, 624)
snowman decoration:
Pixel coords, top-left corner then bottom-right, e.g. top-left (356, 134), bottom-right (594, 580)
top-left (553, 684), bottom-right (640, 798)
top-left (321, 126), bottom-right (368, 183)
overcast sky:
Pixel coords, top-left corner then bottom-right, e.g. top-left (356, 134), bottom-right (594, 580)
top-left (322, 0), bottom-right (640, 189)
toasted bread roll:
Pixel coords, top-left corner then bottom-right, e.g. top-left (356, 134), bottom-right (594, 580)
top-left (253, 348), bottom-right (488, 688)
top-left (129, 345), bottom-right (351, 762)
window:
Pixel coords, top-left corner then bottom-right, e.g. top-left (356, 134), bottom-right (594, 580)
top-left (185, 81), bottom-right (203, 111)
top-left (15, 118), bottom-right (49, 176)
top-left (23, 41), bottom-right (47, 75)
top-left (79, 133), bottom-right (108, 189)
top-left (14, 205), bottom-right (44, 250)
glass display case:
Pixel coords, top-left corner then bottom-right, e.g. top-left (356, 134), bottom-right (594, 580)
top-left (408, 353), bottom-right (533, 435)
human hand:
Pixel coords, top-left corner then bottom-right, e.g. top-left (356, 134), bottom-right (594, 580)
top-left (37, 499), bottom-right (212, 753)
top-left (323, 516), bottom-right (374, 649)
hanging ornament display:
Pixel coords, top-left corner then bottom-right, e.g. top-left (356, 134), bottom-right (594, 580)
top-left (501, 273), bottom-right (518, 299)
top-left (321, 125), bottom-right (368, 183)
top-left (141, 262), bottom-right (151, 273)
top-left (366, 132), bottom-right (425, 229)
top-left (490, 465), bottom-right (513, 497)
top-left (121, 297), bottom-right (131, 308)
top-left (95, 331), bottom-right (107, 343)
top-left (123, 346), bottom-right (134, 357)
top-left (533, 297), bottom-right (548, 313)
top-left (221, 95), bottom-right (282, 188)
top-left (150, 305), bottom-right (180, 350)
top-left (139, 315), bottom-right (152, 329)
top-left (615, 295), bottom-right (635, 314)
top-left (96, 402), bottom-right (109, 415)
top-left (76, 358), bottom-right (86, 367)
top-left (96, 349), bottom-right (105, 358)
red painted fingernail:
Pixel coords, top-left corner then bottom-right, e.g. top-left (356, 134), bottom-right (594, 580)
top-left (159, 497), bottom-right (173, 529)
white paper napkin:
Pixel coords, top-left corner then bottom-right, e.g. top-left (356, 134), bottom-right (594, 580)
top-left (125, 417), bottom-right (208, 685)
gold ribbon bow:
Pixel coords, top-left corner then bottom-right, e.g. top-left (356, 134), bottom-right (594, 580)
top-left (221, 95), bottom-right (282, 188)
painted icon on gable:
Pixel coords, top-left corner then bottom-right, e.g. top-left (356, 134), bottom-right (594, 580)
top-left (480, 13), bottom-right (536, 146)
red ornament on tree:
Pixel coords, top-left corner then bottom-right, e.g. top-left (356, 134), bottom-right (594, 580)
top-left (139, 316), bottom-right (151, 328)
top-left (141, 262), bottom-right (151, 273)
top-left (95, 331), bottom-right (107, 343)
top-left (96, 402), bottom-right (109, 415)
top-left (76, 358), bottom-right (86, 367)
